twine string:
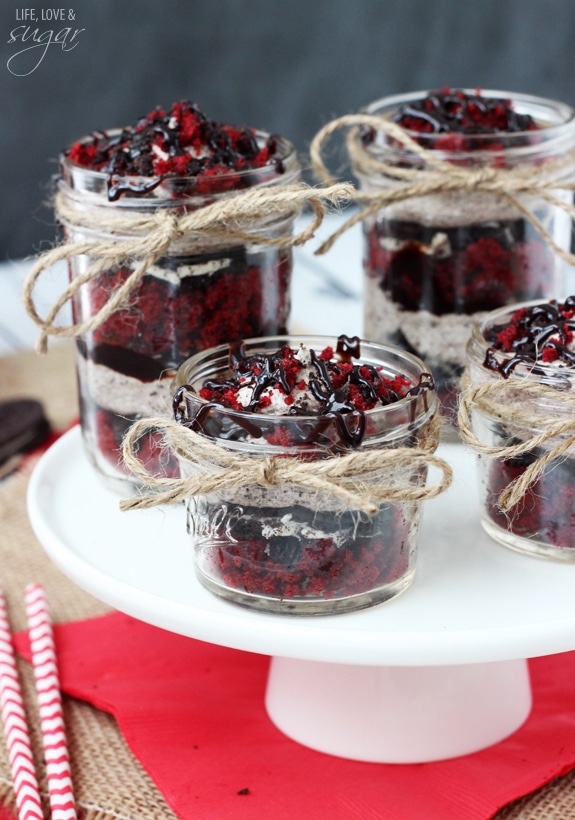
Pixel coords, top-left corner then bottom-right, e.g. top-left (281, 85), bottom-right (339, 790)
top-left (309, 113), bottom-right (575, 258)
top-left (119, 416), bottom-right (453, 515)
top-left (23, 182), bottom-right (354, 353)
top-left (457, 376), bottom-right (575, 511)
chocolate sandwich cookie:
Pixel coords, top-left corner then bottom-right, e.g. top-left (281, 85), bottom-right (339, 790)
top-left (0, 399), bottom-right (51, 466)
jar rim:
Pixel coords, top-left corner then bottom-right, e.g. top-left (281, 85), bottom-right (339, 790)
top-left (173, 334), bottom-right (438, 447)
top-left (59, 129), bottom-right (301, 205)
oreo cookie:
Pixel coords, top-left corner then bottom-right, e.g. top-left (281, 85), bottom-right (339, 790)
top-left (0, 399), bottom-right (51, 466)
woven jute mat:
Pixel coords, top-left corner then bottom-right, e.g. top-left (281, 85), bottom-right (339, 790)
top-left (1, 342), bottom-right (575, 819)
top-left (0, 342), bottom-right (178, 820)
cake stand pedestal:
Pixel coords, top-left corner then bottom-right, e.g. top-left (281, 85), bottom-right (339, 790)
top-left (27, 428), bottom-right (575, 763)
top-left (265, 657), bottom-right (531, 763)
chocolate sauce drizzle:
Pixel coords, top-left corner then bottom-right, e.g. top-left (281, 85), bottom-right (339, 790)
top-left (173, 386), bottom-right (263, 440)
top-left (484, 297), bottom-right (575, 379)
top-left (361, 89), bottom-right (538, 150)
top-left (173, 335), bottom-right (435, 448)
top-left (392, 89), bottom-right (537, 136)
top-left (67, 101), bottom-right (284, 201)
top-left (335, 334), bottom-right (361, 362)
top-left (106, 174), bottom-right (165, 202)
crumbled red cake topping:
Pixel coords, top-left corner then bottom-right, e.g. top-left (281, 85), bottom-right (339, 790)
top-left (484, 297), bottom-right (575, 376)
top-left (198, 337), bottom-right (415, 416)
top-left (361, 88), bottom-right (541, 153)
top-left (65, 100), bottom-right (283, 183)
top-left (175, 336), bottom-right (434, 449)
top-left (394, 88), bottom-right (539, 141)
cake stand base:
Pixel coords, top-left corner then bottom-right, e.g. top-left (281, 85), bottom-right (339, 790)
top-left (265, 656), bottom-right (532, 763)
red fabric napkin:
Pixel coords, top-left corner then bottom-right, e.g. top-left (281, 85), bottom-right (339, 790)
top-left (14, 612), bottom-right (575, 820)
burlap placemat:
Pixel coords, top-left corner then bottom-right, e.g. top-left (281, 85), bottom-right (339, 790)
top-left (1, 342), bottom-right (575, 819)
top-left (0, 342), bottom-right (178, 820)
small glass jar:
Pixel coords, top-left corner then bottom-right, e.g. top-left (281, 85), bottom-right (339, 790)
top-left (59, 131), bottom-right (300, 491)
top-left (172, 335), bottom-right (440, 615)
top-left (352, 90), bottom-right (575, 422)
top-left (465, 301), bottom-right (575, 561)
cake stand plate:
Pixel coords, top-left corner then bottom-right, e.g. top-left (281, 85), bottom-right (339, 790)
top-left (27, 427), bottom-right (575, 762)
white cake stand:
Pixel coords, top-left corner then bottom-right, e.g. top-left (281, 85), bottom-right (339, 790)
top-left (27, 427), bottom-right (575, 763)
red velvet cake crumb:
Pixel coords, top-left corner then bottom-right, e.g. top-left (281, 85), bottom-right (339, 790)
top-left (65, 100), bottom-right (283, 195)
top-left (195, 338), bottom-right (416, 427)
top-left (393, 88), bottom-right (540, 148)
top-left (484, 296), bottom-right (575, 372)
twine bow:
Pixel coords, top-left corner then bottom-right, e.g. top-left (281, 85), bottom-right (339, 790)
top-left (458, 374), bottom-right (575, 512)
top-left (309, 113), bottom-right (575, 257)
top-left (23, 181), bottom-right (354, 354)
top-left (119, 416), bottom-right (452, 515)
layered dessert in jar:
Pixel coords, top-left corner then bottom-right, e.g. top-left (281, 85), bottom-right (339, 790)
top-left (59, 101), bottom-right (300, 489)
top-left (172, 334), bottom-right (439, 614)
top-left (353, 88), bottom-right (575, 420)
top-left (464, 297), bottom-right (575, 560)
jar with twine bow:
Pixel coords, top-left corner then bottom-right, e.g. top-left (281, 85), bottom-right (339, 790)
top-left (459, 299), bottom-right (575, 561)
top-left (120, 335), bottom-right (451, 615)
top-left (310, 89), bottom-right (575, 427)
top-left (24, 107), bottom-right (353, 491)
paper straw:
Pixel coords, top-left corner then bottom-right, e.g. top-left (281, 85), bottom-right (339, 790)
top-left (25, 584), bottom-right (76, 820)
top-left (0, 588), bottom-right (44, 820)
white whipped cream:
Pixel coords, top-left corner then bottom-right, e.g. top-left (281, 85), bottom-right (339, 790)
top-left (235, 344), bottom-right (323, 415)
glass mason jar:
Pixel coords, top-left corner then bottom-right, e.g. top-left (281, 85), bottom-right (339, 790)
top-left (352, 90), bottom-right (575, 423)
top-left (464, 301), bottom-right (575, 561)
top-left (59, 132), bottom-right (301, 491)
top-left (172, 335), bottom-right (440, 615)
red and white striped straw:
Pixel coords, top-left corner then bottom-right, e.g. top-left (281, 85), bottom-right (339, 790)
top-left (0, 588), bottom-right (44, 820)
top-left (25, 584), bottom-right (76, 820)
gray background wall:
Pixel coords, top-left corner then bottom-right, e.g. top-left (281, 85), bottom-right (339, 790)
top-left (2, 0), bottom-right (575, 262)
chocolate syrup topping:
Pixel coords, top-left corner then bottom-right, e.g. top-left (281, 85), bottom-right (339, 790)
top-left (65, 101), bottom-right (284, 201)
top-left (173, 387), bottom-right (263, 439)
top-left (174, 335), bottom-right (435, 448)
top-left (361, 88), bottom-right (540, 151)
top-left (483, 298), bottom-right (575, 378)
top-left (405, 372), bottom-right (436, 396)
top-left (393, 88), bottom-right (538, 136)
top-left (336, 334), bottom-right (361, 362)
top-left (106, 174), bottom-right (165, 202)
